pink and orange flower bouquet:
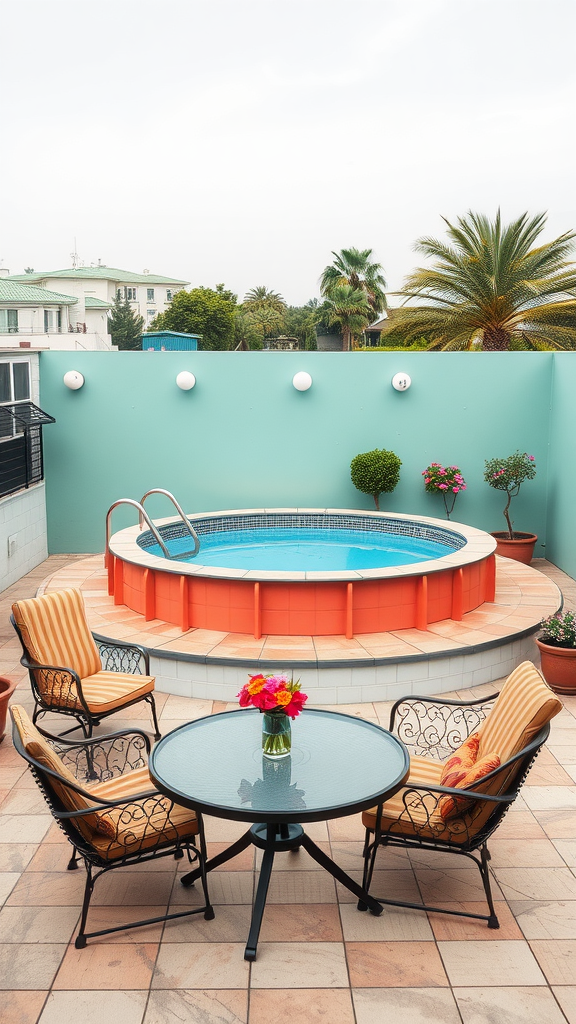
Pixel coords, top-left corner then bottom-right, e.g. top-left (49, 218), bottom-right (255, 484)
top-left (238, 673), bottom-right (308, 756)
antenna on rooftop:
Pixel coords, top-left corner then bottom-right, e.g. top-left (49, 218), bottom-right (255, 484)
top-left (70, 238), bottom-right (80, 269)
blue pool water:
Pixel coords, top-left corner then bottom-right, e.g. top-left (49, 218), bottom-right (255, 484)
top-left (146, 527), bottom-right (455, 571)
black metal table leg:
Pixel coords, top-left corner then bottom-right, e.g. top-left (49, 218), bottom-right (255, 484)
top-left (244, 823), bottom-right (277, 961)
top-left (180, 829), bottom-right (253, 887)
top-left (299, 832), bottom-right (383, 916)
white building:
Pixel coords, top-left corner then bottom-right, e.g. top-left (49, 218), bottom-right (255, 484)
top-left (0, 280), bottom-right (112, 351)
top-left (0, 350), bottom-right (51, 590)
top-left (4, 265), bottom-right (190, 329)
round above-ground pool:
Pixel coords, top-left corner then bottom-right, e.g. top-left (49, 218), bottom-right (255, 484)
top-left (107, 509), bottom-right (497, 638)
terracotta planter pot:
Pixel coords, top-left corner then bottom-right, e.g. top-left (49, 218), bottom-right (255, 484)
top-left (491, 532), bottom-right (537, 565)
top-left (0, 676), bottom-right (17, 744)
top-left (536, 638), bottom-right (576, 695)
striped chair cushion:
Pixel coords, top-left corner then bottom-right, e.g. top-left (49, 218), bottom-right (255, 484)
top-left (478, 661), bottom-right (563, 763)
top-left (12, 588), bottom-right (101, 680)
top-left (10, 705), bottom-right (104, 840)
top-left (88, 768), bottom-right (199, 860)
top-left (81, 672), bottom-right (154, 712)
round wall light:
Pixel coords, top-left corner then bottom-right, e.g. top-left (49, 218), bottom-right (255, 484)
top-left (292, 371), bottom-right (312, 391)
top-left (176, 371), bottom-right (196, 390)
top-left (63, 371), bottom-right (85, 390)
top-left (391, 372), bottom-right (411, 392)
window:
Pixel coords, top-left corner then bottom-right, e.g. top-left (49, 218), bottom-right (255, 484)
top-left (147, 288), bottom-right (155, 302)
top-left (0, 360), bottom-right (30, 439)
top-left (127, 287), bottom-right (137, 301)
top-left (44, 310), bottom-right (53, 332)
top-left (147, 310), bottom-right (156, 318)
top-left (0, 309), bottom-right (19, 333)
top-left (166, 290), bottom-right (172, 301)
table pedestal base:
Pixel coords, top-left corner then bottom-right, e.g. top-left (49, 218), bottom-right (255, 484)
top-left (181, 821), bottom-right (383, 961)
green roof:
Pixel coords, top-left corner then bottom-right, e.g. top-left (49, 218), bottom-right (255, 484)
top-left (84, 296), bottom-right (112, 308)
top-left (6, 266), bottom-right (189, 285)
top-left (0, 281), bottom-right (78, 304)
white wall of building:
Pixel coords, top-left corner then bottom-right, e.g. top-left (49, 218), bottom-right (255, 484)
top-left (0, 353), bottom-right (47, 592)
top-left (0, 483), bottom-right (48, 592)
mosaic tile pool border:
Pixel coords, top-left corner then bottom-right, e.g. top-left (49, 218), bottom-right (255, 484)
top-left (137, 512), bottom-right (465, 554)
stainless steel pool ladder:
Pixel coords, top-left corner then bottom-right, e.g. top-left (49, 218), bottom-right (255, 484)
top-left (139, 488), bottom-right (200, 558)
top-left (106, 499), bottom-right (172, 561)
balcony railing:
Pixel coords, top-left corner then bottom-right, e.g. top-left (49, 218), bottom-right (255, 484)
top-left (0, 324), bottom-right (87, 335)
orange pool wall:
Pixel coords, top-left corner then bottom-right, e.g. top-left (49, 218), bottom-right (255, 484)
top-left (107, 554), bottom-right (496, 638)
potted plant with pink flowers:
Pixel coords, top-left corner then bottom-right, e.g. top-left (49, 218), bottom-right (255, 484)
top-left (484, 451), bottom-right (537, 563)
top-left (422, 463), bottom-right (467, 520)
top-left (238, 673), bottom-right (308, 757)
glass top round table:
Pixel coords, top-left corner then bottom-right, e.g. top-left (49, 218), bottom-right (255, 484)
top-left (150, 708), bottom-right (409, 960)
top-left (148, 708), bottom-right (407, 819)
top-left (150, 707), bottom-right (409, 825)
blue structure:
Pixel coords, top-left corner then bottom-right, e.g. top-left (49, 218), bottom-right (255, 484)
top-left (142, 330), bottom-right (200, 351)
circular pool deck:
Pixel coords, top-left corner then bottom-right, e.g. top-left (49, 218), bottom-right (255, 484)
top-left (40, 553), bottom-right (561, 705)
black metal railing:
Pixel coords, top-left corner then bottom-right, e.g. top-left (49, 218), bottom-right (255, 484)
top-left (0, 403), bottom-right (55, 498)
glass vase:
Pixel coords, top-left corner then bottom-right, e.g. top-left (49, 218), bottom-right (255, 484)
top-left (262, 710), bottom-right (291, 758)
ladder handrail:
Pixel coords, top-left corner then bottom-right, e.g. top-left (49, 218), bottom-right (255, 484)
top-left (139, 488), bottom-right (200, 557)
top-left (106, 499), bottom-right (172, 560)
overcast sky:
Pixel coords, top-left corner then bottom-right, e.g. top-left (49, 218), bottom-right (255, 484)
top-left (1, 0), bottom-right (575, 305)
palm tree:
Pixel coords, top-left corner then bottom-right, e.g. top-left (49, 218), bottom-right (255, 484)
top-left (243, 286), bottom-right (286, 315)
top-left (323, 285), bottom-right (372, 351)
top-left (320, 248), bottom-right (387, 320)
top-left (384, 211), bottom-right (576, 351)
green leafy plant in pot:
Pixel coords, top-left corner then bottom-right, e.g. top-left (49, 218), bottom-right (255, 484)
top-left (536, 610), bottom-right (576, 694)
top-left (483, 451), bottom-right (537, 563)
top-left (350, 448), bottom-right (401, 511)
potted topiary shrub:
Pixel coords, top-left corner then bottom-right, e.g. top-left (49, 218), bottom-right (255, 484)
top-left (422, 463), bottom-right (467, 520)
top-left (536, 610), bottom-right (576, 694)
top-left (483, 451), bottom-right (537, 563)
top-left (0, 676), bottom-right (17, 744)
top-left (350, 448), bottom-right (402, 511)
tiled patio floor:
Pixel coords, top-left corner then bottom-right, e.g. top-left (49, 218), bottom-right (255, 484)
top-left (1, 557), bottom-right (576, 1024)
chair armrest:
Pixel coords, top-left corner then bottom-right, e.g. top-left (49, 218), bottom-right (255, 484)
top-left (20, 656), bottom-right (92, 717)
top-left (389, 693), bottom-right (498, 760)
top-left (93, 634), bottom-right (150, 675)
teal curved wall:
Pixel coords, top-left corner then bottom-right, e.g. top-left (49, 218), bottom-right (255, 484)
top-left (39, 351), bottom-right (554, 557)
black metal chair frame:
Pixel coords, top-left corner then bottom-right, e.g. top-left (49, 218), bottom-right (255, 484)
top-left (11, 717), bottom-right (214, 948)
top-left (359, 690), bottom-right (551, 929)
top-left (11, 615), bottom-right (161, 741)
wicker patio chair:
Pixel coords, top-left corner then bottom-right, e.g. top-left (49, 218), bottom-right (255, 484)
top-left (11, 587), bottom-right (161, 740)
top-left (359, 661), bottom-right (562, 928)
top-left (10, 704), bottom-right (214, 947)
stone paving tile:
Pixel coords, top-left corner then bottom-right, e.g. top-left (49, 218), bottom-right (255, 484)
top-left (352, 987), bottom-right (461, 1024)
top-left (346, 940), bottom-right (448, 987)
top-left (152, 943), bottom-right (250, 989)
top-left (144, 989), bottom-right (248, 1024)
top-left (438, 940), bottom-right (546, 987)
top-left (38, 990), bottom-right (148, 1024)
top-left (509, 900), bottom-right (576, 939)
top-left (529, 939), bottom-right (576, 985)
top-left (249, 989), bottom-right (353, 1024)
top-left (53, 943), bottom-right (158, 990)
top-left (250, 941), bottom-right (349, 988)
top-left (453, 986), bottom-right (568, 1024)
top-left (0, 942), bottom-right (67, 989)
top-left (0, 991), bottom-right (49, 1024)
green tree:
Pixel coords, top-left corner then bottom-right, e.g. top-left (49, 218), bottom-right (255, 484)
top-left (283, 304), bottom-right (318, 350)
top-left (241, 286), bottom-right (287, 343)
top-left (108, 293), bottom-right (145, 350)
top-left (150, 287), bottom-right (236, 350)
top-left (320, 248), bottom-right (387, 322)
top-left (322, 285), bottom-right (372, 351)
top-left (350, 448), bottom-right (402, 510)
top-left (385, 211), bottom-right (576, 351)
